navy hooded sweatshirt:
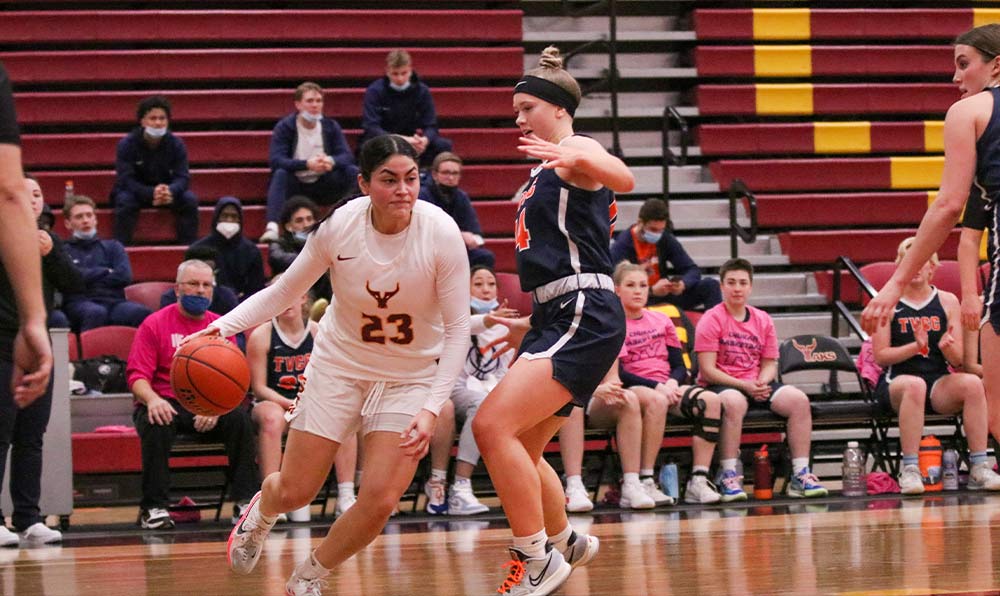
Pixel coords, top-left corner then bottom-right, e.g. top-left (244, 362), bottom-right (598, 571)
top-left (190, 196), bottom-right (265, 301)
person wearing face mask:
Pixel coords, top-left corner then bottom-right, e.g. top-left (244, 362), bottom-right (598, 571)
top-left (268, 196), bottom-right (331, 305)
top-left (261, 82), bottom-right (359, 244)
top-left (24, 174), bottom-right (80, 330)
top-left (61, 194), bottom-right (152, 332)
top-left (191, 197), bottom-right (265, 302)
top-left (127, 259), bottom-right (258, 530)
top-left (610, 198), bottom-right (721, 311)
top-left (359, 50), bottom-right (453, 169)
top-left (417, 152), bottom-right (495, 268)
top-left (111, 95), bottom-right (199, 246)
top-left (158, 245), bottom-right (240, 317)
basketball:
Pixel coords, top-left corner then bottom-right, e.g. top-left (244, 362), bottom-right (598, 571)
top-left (170, 335), bottom-right (250, 416)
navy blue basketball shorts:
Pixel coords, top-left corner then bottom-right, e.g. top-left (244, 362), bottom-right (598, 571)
top-left (518, 288), bottom-right (626, 417)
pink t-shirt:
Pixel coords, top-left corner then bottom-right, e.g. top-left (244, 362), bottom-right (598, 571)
top-left (126, 304), bottom-right (232, 401)
top-left (695, 303), bottom-right (778, 384)
top-left (620, 310), bottom-right (682, 383)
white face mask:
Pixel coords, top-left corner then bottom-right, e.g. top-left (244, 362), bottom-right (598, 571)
top-left (299, 111), bottom-right (322, 123)
top-left (144, 126), bottom-right (167, 138)
top-left (389, 81), bottom-right (411, 92)
top-left (216, 221), bottom-right (240, 239)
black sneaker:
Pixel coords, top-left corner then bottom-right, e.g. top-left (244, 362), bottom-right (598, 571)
top-left (139, 507), bottom-right (175, 530)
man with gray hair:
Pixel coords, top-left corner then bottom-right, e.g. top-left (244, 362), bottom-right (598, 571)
top-left (126, 259), bottom-right (257, 530)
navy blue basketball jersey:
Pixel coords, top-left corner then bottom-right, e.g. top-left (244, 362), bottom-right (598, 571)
top-left (514, 147), bottom-right (618, 292)
top-left (887, 289), bottom-right (950, 380)
top-left (975, 88), bottom-right (1000, 320)
top-left (265, 322), bottom-right (313, 400)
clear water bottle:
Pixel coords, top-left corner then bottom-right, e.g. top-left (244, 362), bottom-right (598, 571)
top-left (842, 441), bottom-right (867, 497)
top-left (659, 462), bottom-right (679, 500)
top-left (942, 449), bottom-right (959, 490)
top-left (64, 180), bottom-right (74, 199)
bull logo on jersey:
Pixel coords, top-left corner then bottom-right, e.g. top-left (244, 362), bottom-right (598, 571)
top-left (366, 281), bottom-right (400, 309)
top-left (791, 338), bottom-right (837, 363)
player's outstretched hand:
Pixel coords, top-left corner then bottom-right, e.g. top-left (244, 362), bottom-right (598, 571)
top-left (861, 283), bottom-right (903, 336)
top-left (517, 135), bottom-right (584, 170)
top-left (481, 315), bottom-right (531, 358)
top-left (400, 409), bottom-right (436, 460)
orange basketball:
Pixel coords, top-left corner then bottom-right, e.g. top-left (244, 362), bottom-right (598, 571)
top-left (170, 335), bottom-right (250, 416)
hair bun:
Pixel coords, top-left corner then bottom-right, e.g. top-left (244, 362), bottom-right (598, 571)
top-left (538, 46), bottom-right (564, 70)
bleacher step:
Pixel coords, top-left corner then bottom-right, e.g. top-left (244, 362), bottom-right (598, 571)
top-left (590, 130), bottom-right (701, 160)
top-left (630, 166), bottom-right (720, 196)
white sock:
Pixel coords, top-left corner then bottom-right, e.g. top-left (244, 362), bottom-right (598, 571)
top-left (431, 468), bottom-right (448, 482)
top-left (337, 482), bottom-right (355, 497)
top-left (792, 458), bottom-right (810, 474)
top-left (549, 524), bottom-right (574, 552)
top-left (297, 550), bottom-right (330, 581)
top-left (453, 476), bottom-right (471, 487)
top-left (566, 475), bottom-right (585, 489)
top-left (640, 468), bottom-right (654, 479)
top-left (623, 472), bottom-right (641, 486)
top-left (512, 529), bottom-right (547, 559)
top-left (721, 458), bottom-right (739, 473)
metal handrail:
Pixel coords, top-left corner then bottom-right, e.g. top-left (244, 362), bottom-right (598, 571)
top-left (831, 255), bottom-right (874, 342)
top-left (661, 106), bottom-right (691, 228)
top-left (728, 179), bottom-right (758, 258)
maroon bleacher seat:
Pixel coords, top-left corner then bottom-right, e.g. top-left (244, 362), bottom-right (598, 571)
top-left (754, 192), bottom-right (929, 228)
top-left (695, 45), bottom-right (952, 78)
top-left (483, 239), bottom-right (514, 273)
top-left (699, 122), bottom-right (934, 156)
top-left (857, 260), bottom-right (976, 304)
top-left (67, 332), bottom-right (79, 362)
top-left (126, 244), bottom-right (271, 283)
top-left (779, 229), bottom-right (961, 266)
top-left (52, 206), bottom-right (266, 245)
top-left (696, 83), bottom-right (958, 117)
top-left (0, 10), bottom-right (522, 44)
top-left (79, 325), bottom-right (137, 360)
top-left (495, 272), bottom-right (532, 316)
top-left (473, 200), bottom-right (517, 235)
top-left (124, 281), bottom-right (174, 313)
top-left (711, 158), bottom-right (897, 192)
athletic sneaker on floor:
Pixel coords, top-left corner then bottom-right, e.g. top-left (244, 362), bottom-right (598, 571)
top-left (684, 472), bottom-right (722, 504)
top-left (0, 526), bottom-right (18, 547)
top-left (564, 483), bottom-right (594, 513)
top-left (640, 477), bottom-right (675, 506)
top-left (899, 464), bottom-right (925, 495)
top-left (787, 467), bottom-right (829, 498)
top-left (447, 481), bottom-right (489, 515)
top-left (19, 522), bottom-right (61, 544)
top-left (496, 546), bottom-right (572, 595)
top-left (139, 507), bottom-right (175, 530)
top-left (424, 477), bottom-right (448, 515)
top-left (619, 480), bottom-right (656, 509)
top-left (232, 501), bottom-right (252, 525)
top-left (719, 470), bottom-right (748, 502)
top-left (969, 462), bottom-right (1000, 490)
top-left (228, 491), bottom-right (277, 575)
top-left (559, 532), bottom-right (599, 568)
top-left (285, 574), bottom-right (327, 596)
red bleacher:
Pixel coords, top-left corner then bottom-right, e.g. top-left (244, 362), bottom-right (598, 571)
top-left (779, 229), bottom-right (961, 266)
top-left (694, 9), bottom-right (980, 40)
top-left (753, 192), bottom-right (930, 228)
top-left (696, 46), bottom-right (952, 77)
top-left (710, 158), bottom-right (939, 192)
top-left (696, 84), bottom-right (958, 116)
top-left (698, 122), bottom-right (938, 156)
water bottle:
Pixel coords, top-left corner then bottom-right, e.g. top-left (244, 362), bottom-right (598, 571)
top-left (659, 462), bottom-right (679, 500)
top-left (942, 449), bottom-right (959, 491)
top-left (753, 444), bottom-right (773, 500)
top-left (64, 180), bottom-right (74, 199)
top-left (841, 441), bottom-right (867, 497)
top-left (919, 435), bottom-right (943, 491)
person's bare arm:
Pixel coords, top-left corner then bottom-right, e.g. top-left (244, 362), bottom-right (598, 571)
top-left (958, 227), bottom-right (985, 331)
top-left (247, 323), bottom-right (293, 409)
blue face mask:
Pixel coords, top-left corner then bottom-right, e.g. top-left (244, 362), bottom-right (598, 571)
top-left (641, 230), bottom-right (662, 244)
top-left (293, 231), bottom-right (309, 242)
top-left (389, 81), bottom-right (411, 92)
top-left (299, 111), bottom-right (322, 123)
top-left (73, 228), bottom-right (97, 241)
top-left (470, 297), bottom-right (499, 314)
top-left (144, 126), bottom-right (167, 138)
top-left (180, 294), bottom-right (211, 316)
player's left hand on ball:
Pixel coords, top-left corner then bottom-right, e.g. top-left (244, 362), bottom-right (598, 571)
top-left (400, 409), bottom-right (436, 459)
top-left (178, 326), bottom-right (221, 350)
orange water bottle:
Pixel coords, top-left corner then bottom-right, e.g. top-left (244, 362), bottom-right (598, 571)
top-left (753, 444), bottom-right (773, 499)
top-left (919, 435), bottom-right (943, 491)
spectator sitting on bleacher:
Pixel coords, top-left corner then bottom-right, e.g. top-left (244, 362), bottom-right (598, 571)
top-left (610, 198), bottom-right (721, 311)
top-left (247, 281), bottom-right (357, 520)
top-left (159, 245), bottom-right (239, 317)
top-left (111, 95), bottom-right (198, 246)
top-left (61, 194), bottom-right (152, 332)
top-left (696, 258), bottom-right (827, 502)
top-left (871, 237), bottom-right (1000, 495)
top-left (25, 174), bottom-right (80, 330)
top-left (614, 262), bottom-right (722, 504)
top-left (417, 152), bottom-right (495, 269)
top-left (267, 196), bottom-right (332, 307)
top-left (127, 259), bottom-right (258, 530)
top-left (260, 82), bottom-right (359, 243)
top-left (424, 266), bottom-right (513, 516)
top-left (191, 196), bottom-right (265, 302)
top-left (360, 50), bottom-right (453, 168)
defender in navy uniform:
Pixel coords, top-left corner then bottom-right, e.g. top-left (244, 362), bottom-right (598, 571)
top-left (872, 237), bottom-right (1000, 495)
top-left (863, 24), bottom-right (1000, 464)
top-left (472, 46), bottom-right (635, 596)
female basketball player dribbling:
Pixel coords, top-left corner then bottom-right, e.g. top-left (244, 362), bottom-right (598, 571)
top-left (183, 135), bottom-right (470, 596)
top-left (472, 46), bottom-right (635, 595)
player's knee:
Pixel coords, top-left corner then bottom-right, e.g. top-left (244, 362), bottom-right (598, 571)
top-left (721, 391), bottom-right (747, 418)
top-left (638, 388), bottom-right (668, 415)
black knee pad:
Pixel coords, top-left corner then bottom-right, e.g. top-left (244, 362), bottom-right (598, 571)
top-left (681, 387), bottom-right (720, 443)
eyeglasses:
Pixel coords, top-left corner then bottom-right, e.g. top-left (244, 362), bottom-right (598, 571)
top-left (179, 281), bottom-right (214, 290)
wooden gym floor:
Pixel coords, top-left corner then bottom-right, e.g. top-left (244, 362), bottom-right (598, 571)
top-left (5, 493), bottom-right (1000, 596)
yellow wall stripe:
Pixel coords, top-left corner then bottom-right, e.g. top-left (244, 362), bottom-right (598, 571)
top-left (890, 157), bottom-right (944, 189)
top-left (753, 9), bottom-right (811, 40)
top-left (755, 84), bottom-right (813, 115)
top-left (754, 46), bottom-right (812, 77)
top-left (973, 9), bottom-right (1000, 28)
top-left (924, 121), bottom-right (945, 153)
top-left (814, 122), bottom-right (871, 154)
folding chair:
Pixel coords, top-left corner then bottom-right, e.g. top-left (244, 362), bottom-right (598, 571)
top-left (79, 325), bottom-right (137, 360)
top-left (124, 281), bottom-right (173, 312)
